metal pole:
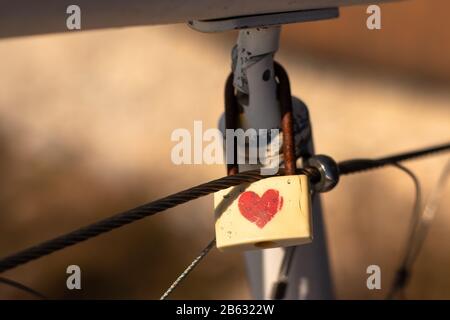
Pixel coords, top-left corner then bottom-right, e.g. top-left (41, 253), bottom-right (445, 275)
top-left (228, 26), bottom-right (333, 299)
top-left (0, 1), bottom-right (394, 38)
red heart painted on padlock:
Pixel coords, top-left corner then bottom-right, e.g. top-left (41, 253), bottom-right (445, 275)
top-left (238, 189), bottom-right (283, 228)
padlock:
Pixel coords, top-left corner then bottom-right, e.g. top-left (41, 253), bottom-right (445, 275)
top-left (214, 174), bottom-right (312, 251)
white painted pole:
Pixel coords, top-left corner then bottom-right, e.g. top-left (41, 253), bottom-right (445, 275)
top-left (0, 0), bottom-right (398, 38)
top-left (229, 26), bottom-right (333, 299)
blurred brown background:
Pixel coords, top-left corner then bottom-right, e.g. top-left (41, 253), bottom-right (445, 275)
top-left (0, 0), bottom-right (449, 299)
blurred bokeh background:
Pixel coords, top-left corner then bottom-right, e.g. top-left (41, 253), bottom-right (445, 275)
top-left (0, 0), bottom-right (449, 299)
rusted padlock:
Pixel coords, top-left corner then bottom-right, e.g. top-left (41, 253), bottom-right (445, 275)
top-left (216, 62), bottom-right (312, 251)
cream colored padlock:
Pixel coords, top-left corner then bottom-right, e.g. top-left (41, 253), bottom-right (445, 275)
top-left (214, 175), bottom-right (313, 251)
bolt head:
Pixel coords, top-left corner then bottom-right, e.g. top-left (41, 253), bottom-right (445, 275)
top-left (306, 155), bottom-right (339, 193)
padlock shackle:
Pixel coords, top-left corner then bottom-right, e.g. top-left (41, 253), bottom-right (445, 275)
top-left (224, 73), bottom-right (240, 176)
top-left (224, 62), bottom-right (297, 176)
top-left (275, 62), bottom-right (296, 176)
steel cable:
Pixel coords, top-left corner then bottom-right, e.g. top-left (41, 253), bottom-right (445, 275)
top-left (0, 276), bottom-right (47, 299)
top-left (0, 142), bottom-right (448, 274)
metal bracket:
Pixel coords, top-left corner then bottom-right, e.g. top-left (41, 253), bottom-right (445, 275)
top-left (188, 7), bottom-right (339, 33)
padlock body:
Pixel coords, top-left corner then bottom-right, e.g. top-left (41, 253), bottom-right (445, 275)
top-left (214, 175), bottom-right (312, 251)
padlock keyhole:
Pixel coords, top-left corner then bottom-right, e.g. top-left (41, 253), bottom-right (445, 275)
top-left (254, 241), bottom-right (277, 249)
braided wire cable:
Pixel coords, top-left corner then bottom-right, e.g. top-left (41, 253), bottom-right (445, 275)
top-left (0, 276), bottom-right (47, 299)
top-left (0, 142), bottom-right (448, 275)
top-left (160, 239), bottom-right (216, 300)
